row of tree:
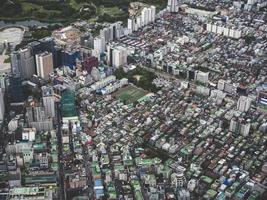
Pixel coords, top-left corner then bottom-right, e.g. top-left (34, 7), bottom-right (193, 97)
top-left (114, 66), bottom-right (160, 93)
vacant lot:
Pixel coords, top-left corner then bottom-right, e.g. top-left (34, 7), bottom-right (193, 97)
top-left (112, 85), bottom-right (148, 104)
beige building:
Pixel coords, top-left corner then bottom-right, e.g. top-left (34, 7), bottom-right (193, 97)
top-left (35, 52), bottom-right (53, 80)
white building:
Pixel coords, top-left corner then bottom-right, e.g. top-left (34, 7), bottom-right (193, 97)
top-left (101, 78), bottom-right (128, 95)
top-left (35, 52), bottom-right (53, 80)
top-left (217, 79), bottom-right (225, 91)
top-left (107, 45), bottom-right (128, 68)
top-left (237, 96), bottom-right (252, 112)
top-left (206, 23), bottom-right (242, 39)
top-left (22, 128), bottom-right (36, 142)
top-left (93, 36), bottom-right (106, 59)
top-left (167, 0), bottom-right (179, 13)
top-left (127, 6), bottom-right (156, 32)
top-left (90, 75), bottom-right (116, 91)
top-left (195, 71), bottom-right (209, 83)
top-left (141, 7), bottom-right (149, 26)
top-left (127, 18), bottom-right (134, 33)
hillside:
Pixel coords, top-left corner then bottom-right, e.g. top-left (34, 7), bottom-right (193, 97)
top-left (0, 0), bottom-right (166, 23)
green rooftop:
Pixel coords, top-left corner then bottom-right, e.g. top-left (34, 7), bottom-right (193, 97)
top-left (200, 175), bottom-right (213, 184)
top-left (205, 189), bottom-right (218, 198)
top-left (61, 90), bottom-right (77, 118)
top-left (9, 187), bottom-right (44, 195)
top-left (25, 174), bottom-right (57, 184)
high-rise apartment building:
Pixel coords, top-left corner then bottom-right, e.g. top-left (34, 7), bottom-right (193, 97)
top-left (107, 45), bottom-right (128, 68)
top-left (237, 96), bottom-right (252, 112)
top-left (128, 6), bottom-right (156, 32)
top-left (167, 0), bottom-right (179, 13)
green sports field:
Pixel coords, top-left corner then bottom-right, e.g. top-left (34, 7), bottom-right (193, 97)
top-left (113, 85), bottom-right (148, 104)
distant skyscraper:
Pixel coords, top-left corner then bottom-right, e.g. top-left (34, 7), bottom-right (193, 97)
top-left (167, 0), bottom-right (179, 13)
top-left (42, 86), bottom-right (56, 118)
top-left (36, 52), bottom-right (54, 80)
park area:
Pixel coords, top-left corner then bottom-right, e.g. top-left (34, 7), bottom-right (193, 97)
top-left (112, 85), bottom-right (148, 104)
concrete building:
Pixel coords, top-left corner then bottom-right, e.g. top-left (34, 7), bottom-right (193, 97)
top-left (237, 96), bottom-right (252, 112)
top-left (167, 0), bottom-right (179, 13)
top-left (195, 71), bottom-right (209, 83)
top-left (93, 36), bottom-right (106, 60)
top-left (100, 22), bottom-right (123, 42)
top-left (26, 105), bottom-right (46, 124)
top-left (11, 48), bottom-right (35, 79)
top-left (35, 52), bottom-right (54, 80)
top-left (42, 86), bottom-right (56, 118)
top-left (128, 6), bottom-right (156, 32)
top-left (107, 45), bottom-right (128, 68)
top-left (0, 88), bottom-right (4, 121)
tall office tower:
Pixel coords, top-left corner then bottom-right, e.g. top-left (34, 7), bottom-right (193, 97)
top-left (167, 0), bottom-right (179, 13)
top-left (28, 41), bottom-right (42, 55)
top-left (61, 49), bottom-right (80, 69)
top-left (39, 37), bottom-right (55, 53)
top-left (237, 96), bottom-right (252, 112)
top-left (9, 75), bottom-right (24, 103)
top-left (54, 46), bottom-right (63, 68)
top-left (0, 89), bottom-right (5, 121)
top-left (107, 46), bottom-right (128, 68)
top-left (38, 37), bottom-right (56, 67)
top-left (19, 48), bottom-right (35, 79)
top-left (10, 52), bottom-right (21, 75)
top-left (11, 48), bottom-right (35, 79)
top-left (35, 52), bottom-right (54, 80)
top-left (42, 86), bottom-right (55, 118)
